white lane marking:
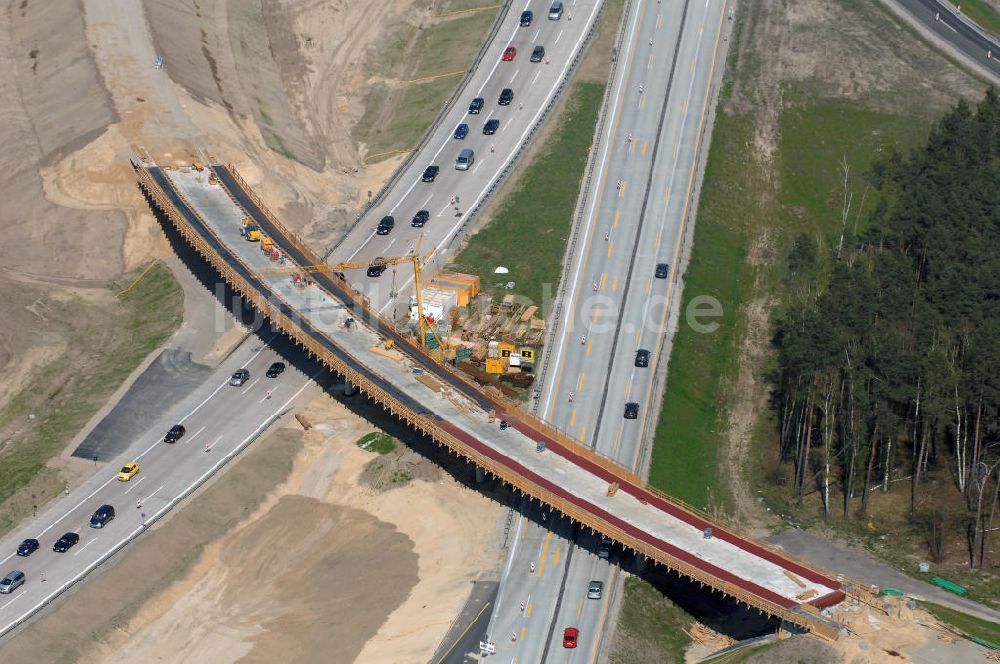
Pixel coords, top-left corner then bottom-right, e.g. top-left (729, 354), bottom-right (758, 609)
top-left (0, 591), bottom-right (25, 610)
top-left (532, 69), bottom-right (542, 84)
top-left (420, 192), bottom-right (433, 208)
top-left (146, 485), bottom-right (164, 502)
top-left (385, 237), bottom-right (397, 252)
top-left (493, 514), bottom-right (527, 618)
top-left (183, 424), bottom-right (207, 445)
top-left (207, 435), bottom-right (223, 451)
top-left (437, 201), bottom-right (452, 217)
top-left (0, 377), bottom-right (316, 638)
top-left (538, 0), bottom-right (643, 415)
top-left (242, 377), bottom-right (261, 394)
top-left (510, 68), bottom-right (520, 83)
top-left (73, 539), bottom-right (97, 557)
top-left (555, 29), bottom-right (563, 44)
top-left (122, 476), bottom-right (146, 495)
top-left (344, 229), bottom-right (378, 262)
top-left (533, 28), bottom-right (540, 40)
top-left (473, 161), bottom-right (483, 174)
top-left (180, 334), bottom-right (277, 423)
top-left (377, 0), bottom-right (605, 315)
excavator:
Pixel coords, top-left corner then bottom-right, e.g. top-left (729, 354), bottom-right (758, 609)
top-left (256, 234), bottom-right (457, 362)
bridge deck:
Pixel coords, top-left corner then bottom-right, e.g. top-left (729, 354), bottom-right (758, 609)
top-left (136, 160), bottom-right (846, 637)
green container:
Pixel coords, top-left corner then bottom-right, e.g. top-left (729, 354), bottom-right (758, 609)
top-left (931, 577), bottom-right (968, 596)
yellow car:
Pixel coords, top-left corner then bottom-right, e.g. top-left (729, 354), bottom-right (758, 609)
top-left (117, 462), bottom-right (140, 481)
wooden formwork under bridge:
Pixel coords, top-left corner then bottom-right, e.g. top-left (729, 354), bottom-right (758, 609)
top-left (134, 159), bottom-right (847, 641)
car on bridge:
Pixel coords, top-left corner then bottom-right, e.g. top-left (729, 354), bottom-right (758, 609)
top-left (0, 570), bottom-right (25, 594)
top-left (266, 361), bottom-right (286, 378)
top-left (531, 45), bottom-right (545, 62)
top-left (635, 349), bottom-right (650, 368)
top-left (498, 88), bottom-right (514, 105)
top-left (655, 262), bottom-right (669, 279)
top-left (563, 627), bottom-right (579, 648)
top-left (502, 45), bottom-right (517, 61)
top-left (230, 368), bottom-right (250, 386)
top-left (520, 10), bottom-right (533, 26)
top-left (164, 423), bottom-right (186, 443)
top-left (421, 165), bottom-right (440, 182)
top-left (483, 118), bottom-right (500, 135)
top-left (624, 402), bottom-right (640, 420)
top-left (454, 123), bottom-right (469, 139)
top-left (117, 462), bottom-right (140, 482)
top-left (53, 533), bottom-right (80, 553)
top-left (16, 539), bottom-right (38, 557)
top-left (411, 210), bottom-right (429, 227)
top-left (376, 215), bottom-right (395, 235)
top-left (468, 97), bottom-right (484, 114)
top-left (89, 504), bottom-right (115, 529)
top-left (367, 259), bottom-right (388, 278)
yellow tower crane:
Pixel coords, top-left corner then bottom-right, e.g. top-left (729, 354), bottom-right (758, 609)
top-left (256, 235), bottom-right (455, 360)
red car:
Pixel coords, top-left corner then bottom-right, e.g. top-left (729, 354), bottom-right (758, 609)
top-left (502, 45), bottom-right (517, 61)
top-left (563, 627), bottom-right (579, 648)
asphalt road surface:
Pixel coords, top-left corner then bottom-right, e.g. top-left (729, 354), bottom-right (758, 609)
top-left (0, 339), bottom-right (317, 637)
top-left (330, 0), bottom-right (603, 317)
top-left (892, 0), bottom-right (1000, 81)
top-left (482, 0), bottom-right (733, 661)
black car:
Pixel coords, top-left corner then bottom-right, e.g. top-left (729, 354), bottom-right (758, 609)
top-left (421, 165), bottom-right (439, 182)
top-left (376, 215), bottom-right (395, 235)
top-left (16, 539), bottom-right (39, 557)
top-left (411, 210), bottom-right (430, 227)
top-left (163, 424), bottom-right (185, 444)
top-left (468, 97), bottom-right (485, 114)
top-left (53, 533), bottom-right (80, 553)
top-left (367, 259), bottom-right (388, 278)
top-left (266, 361), bottom-right (286, 378)
top-left (531, 45), bottom-right (545, 62)
top-left (635, 349), bottom-right (650, 368)
top-left (483, 118), bottom-right (500, 135)
top-left (520, 10), bottom-right (533, 26)
top-left (654, 262), bottom-right (669, 279)
top-left (624, 402), bottom-right (640, 420)
top-left (89, 504), bottom-right (115, 529)
top-left (498, 88), bottom-right (514, 105)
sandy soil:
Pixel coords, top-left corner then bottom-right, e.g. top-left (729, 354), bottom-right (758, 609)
top-left (61, 394), bottom-right (502, 664)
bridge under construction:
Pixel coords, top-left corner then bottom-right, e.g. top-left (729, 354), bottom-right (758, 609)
top-left (133, 153), bottom-right (849, 640)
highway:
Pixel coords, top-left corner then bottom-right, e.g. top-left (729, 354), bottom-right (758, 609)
top-left (892, 0), bottom-right (1000, 81)
top-left (485, 0), bottom-right (732, 660)
top-left (0, 340), bottom-right (315, 637)
top-left (330, 0), bottom-right (604, 316)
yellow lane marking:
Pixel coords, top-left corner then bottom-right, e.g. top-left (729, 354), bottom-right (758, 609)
top-left (644, 278), bottom-right (652, 294)
top-left (542, 0), bottom-right (650, 421)
top-left (624, 377), bottom-right (631, 397)
top-left (587, 337), bottom-right (593, 354)
top-left (614, 210), bottom-right (620, 227)
top-left (553, 546), bottom-right (561, 567)
top-left (642, 141), bottom-right (648, 156)
top-left (682, 97), bottom-right (687, 112)
top-left (613, 430), bottom-right (620, 451)
top-left (600, 272), bottom-right (607, 289)
top-left (657, 14), bottom-right (663, 29)
top-left (673, 143), bottom-right (678, 159)
top-left (592, 305), bottom-right (600, 323)
top-left (691, 58), bottom-right (696, 74)
top-left (663, 185), bottom-right (670, 203)
top-left (634, 328), bottom-right (641, 345)
top-left (537, 531), bottom-right (553, 576)
top-left (527, 603), bottom-right (533, 618)
top-left (655, 230), bottom-right (661, 244)
top-left (620, 180), bottom-right (628, 197)
top-left (521, 516), bottom-right (528, 537)
top-left (571, 408), bottom-right (577, 427)
top-left (433, 601), bottom-right (493, 662)
top-left (641, 95), bottom-right (647, 111)
top-left (578, 373), bottom-right (585, 391)
top-left (607, 240), bottom-right (614, 258)
top-left (612, 275), bottom-right (618, 291)
top-left (631, 0), bottom-right (729, 473)
top-left (579, 425), bottom-right (586, 442)
top-left (520, 626), bottom-right (526, 641)
top-left (577, 598), bottom-right (585, 621)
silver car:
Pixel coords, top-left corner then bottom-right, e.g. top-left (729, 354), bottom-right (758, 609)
top-left (597, 537), bottom-right (611, 559)
top-left (230, 368), bottom-right (250, 386)
top-left (0, 570), bottom-right (25, 594)
top-left (587, 580), bottom-right (603, 599)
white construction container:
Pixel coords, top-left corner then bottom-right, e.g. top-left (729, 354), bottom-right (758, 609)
top-left (411, 287), bottom-right (458, 324)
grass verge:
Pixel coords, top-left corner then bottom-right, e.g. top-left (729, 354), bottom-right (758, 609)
top-left (357, 432), bottom-right (396, 454)
top-left (919, 601), bottom-right (1000, 647)
top-left (450, 80), bottom-right (607, 307)
top-left (0, 262), bottom-right (182, 534)
top-left (944, 0), bottom-right (1000, 36)
top-left (608, 577), bottom-right (692, 664)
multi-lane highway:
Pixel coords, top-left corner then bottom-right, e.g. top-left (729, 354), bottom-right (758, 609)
top-left (331, 0), bottom-right (603, 316)
top-left (0, 341), bottom-right (315, 636)
top-left (486, 0), bottom-right (732, 660)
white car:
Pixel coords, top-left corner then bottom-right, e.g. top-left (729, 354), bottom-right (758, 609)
top-left (153, 55), bottom-right (163, 70)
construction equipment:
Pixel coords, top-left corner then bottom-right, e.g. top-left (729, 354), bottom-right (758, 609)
top-left (192, 160), bottom-right (204, 171)
top-left (241, 218), bottom-right (262, 242)
top-left (255, 235), bottom-right (456, 361)
top-left (208, 174), bottom-right (219, 185)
